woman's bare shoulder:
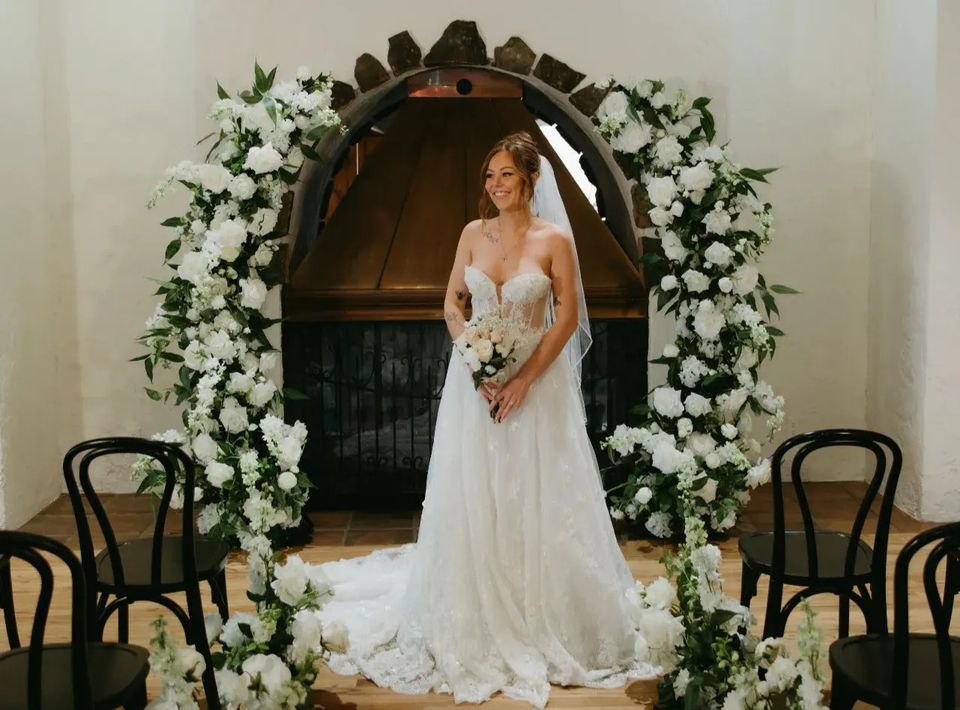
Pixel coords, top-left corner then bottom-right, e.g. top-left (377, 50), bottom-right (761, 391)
top-left (531, 218), bottom-right (573, 251)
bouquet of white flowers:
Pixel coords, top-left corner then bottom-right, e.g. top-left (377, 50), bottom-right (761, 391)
top-left (454, 308), bottom-right (519, 420)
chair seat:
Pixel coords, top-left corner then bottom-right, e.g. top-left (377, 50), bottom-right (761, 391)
top-left (95, 535), bottom-right (229, 592)
top-left (739, 530), bottom-right (873, 583)
top-left (0, 642), bottom-right (149, 709)
top-left (830, 633), bottom-right (960, 709)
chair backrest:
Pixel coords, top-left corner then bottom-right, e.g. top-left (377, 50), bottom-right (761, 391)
top-left (770, 429), bottom-right (902, 580)
top-left (62, 437), bottom-right (199, 599)
top-left (0, 531), bottom-right (95, 709)
top-left (891, 521), bottom-right (960, 710)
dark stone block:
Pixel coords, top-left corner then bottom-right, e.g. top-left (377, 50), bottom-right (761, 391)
top-left (330, 80), bottom-right (356, 110)
top-left (532, 54), bottom-right (586, 93)
top-left (354, 53), bottom-right (390, 92)
top-left (493, 36), bottom-right (536, 74)
top-left (424, 20), bottom-right (488, 66)
top-left (388, 30), bottom-right (422, 75)
top-left (570, 83), bottom-right (611, 118)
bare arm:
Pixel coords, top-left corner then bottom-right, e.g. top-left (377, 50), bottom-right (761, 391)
top-left (443, 223), bottom-right (474, 342)
top-left (493, 232), bottom-right (579, 421)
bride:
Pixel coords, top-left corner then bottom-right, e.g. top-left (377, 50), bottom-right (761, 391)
top-left (316, 131), bottom-right (656, 707)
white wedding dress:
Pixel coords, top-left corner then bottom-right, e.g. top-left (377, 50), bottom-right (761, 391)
top-left (316, 263), bottom-right (657, 708)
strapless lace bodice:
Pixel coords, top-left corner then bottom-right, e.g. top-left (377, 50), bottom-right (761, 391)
top-left (464, 264), bottom-right (552, 330)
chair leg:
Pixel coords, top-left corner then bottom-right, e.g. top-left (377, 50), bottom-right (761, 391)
top-left (0, 561), bottom-right (20, 649)
top-left (122, 679), bottom-right (148, 710)
top-left (118, 599), bottom-right (130, 643)
top-left (762, 578), bottom-right (785, 638)
top-left (829, 674), bottom-right (857, 710)
top-left (739, 562), bottom-right (759, 609)
top-left (838, 591), bottom-right (850, 638)
top-left (943, 554), bottom-right (959, 628)
top-left (210, 569), bottom-right (229, 620)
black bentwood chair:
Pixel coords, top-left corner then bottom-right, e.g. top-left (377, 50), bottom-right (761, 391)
top-left (63, 437), bottom-right (225, 708)
top-left (0, 530), bottom-right (149, 709)
top-left (0, 553), bottom-right (21, 649)
top-left (739, 429), bottom-right (902, 638)
top-left (829, 522), bottom-right (960, 710)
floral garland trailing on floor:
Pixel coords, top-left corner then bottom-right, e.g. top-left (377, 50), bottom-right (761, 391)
top-left (594, 81), bottom-right (823, 707)
top-left (141, 64), bottom-right (349, 709)
top-left (595, 79), bottom-right (793, 538)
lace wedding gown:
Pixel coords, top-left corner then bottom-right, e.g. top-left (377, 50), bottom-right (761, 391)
top-left (315, 264), bottom-right (656, 707)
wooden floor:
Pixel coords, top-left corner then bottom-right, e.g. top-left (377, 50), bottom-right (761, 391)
top-left (9, 483), bottom-right (942, 708)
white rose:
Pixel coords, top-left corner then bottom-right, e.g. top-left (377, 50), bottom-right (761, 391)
top-left (192, 433), bottom-right (218, 464)
top-left (474, 339), bottom-right (494, 363)
top-left (277, 470), bottom-right (298, 491)
top-left (721, 423), bottom-right (739, 440)
top-left (645, 577), bottom-right (676, 609)
top-left (697, 477), bottom-right (718, 503)
top-left (646, 176), bottom-right (678, 207)
top-left (272, 555), bottom-right (310, 605)
top-left (286, 146), bottom-right (305, 169)
top-left (684, 392), bottom-right (712, 417)
top-left (676, 417), bottom-right (693, 438)
top-left (220, 612), bottom-right (256, 647)
top-left (243, 143), bottom-right (284, 174)
top-left (663, 344), bottom-right (679, 358)
top-left (660, 230), bottom-right (688, 262)
top-left (206, 219), bottom-right (247, 262)
top-left (219, 398), bottom-right (249, 434)
top-left (228, 173), bottom-right (257, 201)
top-left (681, 269), bottom-right (710, 293)
top-left (634, 79), bottom-right (654, 98)
top-left (241, 654), bottom-right (291, 694)
top-left (277, 436), bottom-right (303, 470)
top-left (702, 145), bottom-right (724, 162)
top-left (205, 329), bottom-right (237, 362)
top-left (205, 461), bottom-right (235, 488)
top-left (652, 387), bottom-right (684, 418)
top-left (693, 300), bottom-right (725, 340)
top-left (249, 208), bottom-right (278, 236)
top-left (679, 161), bottom-right (715, 192)
top-left (718, 277), bottom-right (733, 293)
top-left (462, 348), bottom-right (481, 372)
top-left (183, 340), bottom-right (204, 371)
top-left (597, 91), bottom-right (629, 123)
top-left (175, 646), bottom-right (206, 680)
top-left (705, 452), bottom-right (722, 469)
top-left (687, 433), bottom-right (717, 458)
top-left (177, 250), bottom-right (213, 285)
top-left (747, 459), bottom-right (772, 488)
top-left (660, 275), bottom-right (678, 291)
top-left (633, 486), bottom-right (653, 505)
top-left (239, 277), bottom-right (268, 310)
top-left (732, 265), bottom-right (759, 295)
top-left (227, 371), bottom-right (255, 395)
top-left (648, 207), bottom-right (672, 226)
top-left (652, 442), bottom-right (690, 474)
top-left (703, 209), bottom-right (733, 236)
top-left (251, 243), bottom-right (275, 267)
top-left (323, 620), bottom-right (349, 654)
top-left (670, 200), bottom-right (684, 217)
top-left (249, 380), bottom-right (277, 408)
top-left (654, 135), bottom-right (683, 166)
top-left (197, 164), bottom-right (232, 194)
top-left (611, 120), bottom-right (653, 153)
top-left (703, 241), bottom-right (735, 267)
top-left (650, 91), bottom-right (667, 109)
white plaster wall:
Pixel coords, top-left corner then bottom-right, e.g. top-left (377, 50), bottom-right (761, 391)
top-left (2, 0), bottom-right (883, 513)
top-left (0, 1), bottom-right (80, 526)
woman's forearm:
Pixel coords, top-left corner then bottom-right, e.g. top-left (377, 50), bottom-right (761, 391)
top-left (444, 300), bottom-right (467, 342)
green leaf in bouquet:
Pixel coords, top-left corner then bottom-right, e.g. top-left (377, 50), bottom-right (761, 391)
top-left (266, 66), bottom-right (277, 89)
top-left (761, 291), bottom-right (779, 317)
top-left (144, 357), bottom-right (154, 382)
top-left (254, 60), bottom-right (268, 93)
top-left (216, 82), bottom-right (231, 99)
top-left (164, 238), bottom-right (181, 262)
top-left (769, 283), bottom-right (800, 294)
top-left (144, 387), bottom-right (162, 401)
top-left (129, 353), bottom-right (149, 362)
top-left (262, 95), bottom-right (278, 126)
top-left (766, 325), bottom-right (785, 337)
top-left (158, 352), bottom-right (184, 363)
top-left (160, 216), bottom-right (185, 228)
top-left (282, 387), bottom-right (311, 401)
top-left (739, 166), bottom-right (778, 183)
top-left (300, 142), bottom-right (321, 161)
top-left (194, 131), bottom-right (217, 147)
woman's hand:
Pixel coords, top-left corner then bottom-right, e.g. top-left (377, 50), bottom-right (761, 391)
top-left (478, 381), bottom-right (498, 403)
top-left (492, 373), bottom-right (531, 422)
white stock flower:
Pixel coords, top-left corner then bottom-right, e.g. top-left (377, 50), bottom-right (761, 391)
top-left (244, 143), bottom-right (284, 174)
top-left (693, 300), bottom-right (725, 340)
top-left (205, 329), bottom-right (237, 361)
top-left (177, 250), bottom-right (214, 285)
top-left (747, 459), bottom-right (772, 488)
top-left (214, 669), bottom-right (250, 706)
top-left (220, 612), bottom-right (257, 647)
top-left (645, 577), bottom-right (676, 609)
top-left (197, 164), bottom-right (232, 194)
top-left (652, 442), bottom-right (693, 474)
top-left (652, 387), bottom-right (684, 418)
top-left (272, 554), bottom-right (311, 605)
top-left (289, 609), bottom-right (323, 662)
top-left (192, 433), bottom-right (218, 464)
top-left (259, 351), bottom-right (279, 373)
top-left (175, 646), bottom-right (206, 680)
top-left (278, 470), bottom-right (298, 491)
top-left (645, 511), bottom-right (674, 538)
top-left (646, 176), bottom-right (678, 207)
top-left (249, 380), bottom-right (277, 408)
top-left (276, 436), bottom-right (303, 470)
top-left (679, 161), bottom-right (715, 192)
top-left (681, 269), bottom-right (710, 293)
top-left (611, 120), bottom-right (653, 153)
top-left (703, 241), bottom-right (734, 267)
top-left (227, 371), bottom-right (255, 395)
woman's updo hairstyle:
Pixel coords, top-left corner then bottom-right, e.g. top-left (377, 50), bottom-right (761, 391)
top-left (478, 131), bottom-right (541, 220)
